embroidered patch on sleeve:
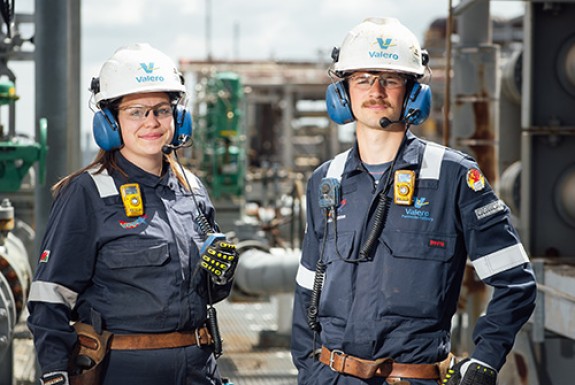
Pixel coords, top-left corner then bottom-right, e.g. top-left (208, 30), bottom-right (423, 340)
top-left (466, 168), bottom-right (485, 192)
top-left (39, 250), bottom-right (50, 263)
top-left (475, 200), bottom-right (505, 220)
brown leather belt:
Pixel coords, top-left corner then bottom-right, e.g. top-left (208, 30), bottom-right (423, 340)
top-left (319, 346), bottom-right (440, 380)
top-left (110, 326), bottom-right (213, 350)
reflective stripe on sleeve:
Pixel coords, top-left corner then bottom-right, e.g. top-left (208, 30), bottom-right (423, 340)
top-left (296, 263), bottom-right (316, 291)
top-left (472, 243), bottom-right (530, 280)
top-left (28, 281), bottom-right (78, 309)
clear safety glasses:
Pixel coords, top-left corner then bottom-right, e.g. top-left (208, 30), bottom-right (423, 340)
top-left (118, 103), bottom-right (174, 121)
top-left (347, 73), bottom-right (407, 91)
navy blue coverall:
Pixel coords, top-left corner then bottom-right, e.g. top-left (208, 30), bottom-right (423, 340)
top-left (291, 131), bottom-right (537, 385)
top-left (27, 152), bottom-right (230, 385)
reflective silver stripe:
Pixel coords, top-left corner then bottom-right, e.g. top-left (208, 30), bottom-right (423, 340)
top-left (296, 263), bottom-right (316, 290)
top-left (28, 281), bottom-right (78, 309)
top-left (326, 149), bottom-right (351, 181)
top-left (420, 142), bottom-right (445, 180)
top-left (182, 169), bottom-right (200, 192)
top-left (87, 168), bottom-right (118, 198)
top-left (472, 243), bottom-right (530, 280)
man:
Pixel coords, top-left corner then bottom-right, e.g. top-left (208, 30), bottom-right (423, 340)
top-left (291, 17), bottom-right (536, 385)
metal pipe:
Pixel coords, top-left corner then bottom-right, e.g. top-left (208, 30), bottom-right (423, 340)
top-left (452, 0), bottom-right (487, 17)
top-left (451, 0), bottom-right (500, 186)
top-left (34, 0), bottom-right (82, 259)
top-left (234, 247), bottom-right (300, 296)
top-left (443, 0), bottom-right (453, 147)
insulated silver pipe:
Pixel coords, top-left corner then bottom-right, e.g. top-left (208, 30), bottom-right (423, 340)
top-left (234, 247), bottom-right (300, 296)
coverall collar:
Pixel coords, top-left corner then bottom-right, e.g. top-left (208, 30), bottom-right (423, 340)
top-left (346, 129), bottom-right (422, 176)
top-left (114, 151), bottom-right (171, 188)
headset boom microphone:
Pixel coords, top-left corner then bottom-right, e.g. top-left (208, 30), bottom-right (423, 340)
top-left (162, 135), bottom-right (191, 154)
top-left (379, 117), bottom-right (400, 128)
top-left (379, 109), bottom-right (419, 129)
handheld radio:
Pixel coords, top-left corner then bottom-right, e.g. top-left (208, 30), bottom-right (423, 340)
top-left (319, 177), bottom-right (341, 209)
top-left (307, 177), bottom-right (341, 333)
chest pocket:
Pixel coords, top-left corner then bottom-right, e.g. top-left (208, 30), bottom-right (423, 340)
top-left (378, 230), bottom-right (456, 320)
top-left (101, 240), bottom-right (169, 269)
top-left (320, 231), bottom-right (356, 319)
top-left (322, 231), bottom-right (355, 264)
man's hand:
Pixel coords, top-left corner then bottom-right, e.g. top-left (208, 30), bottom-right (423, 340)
top-left (41, 371), bottom-right (69, 385)
top-left (200, 238), bottom-right (239, 285)
top-left (442, 358), bottom-right (497, 385)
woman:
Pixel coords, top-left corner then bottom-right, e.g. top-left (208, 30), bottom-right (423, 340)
top-left (27, 43), bottom-right (238, 385)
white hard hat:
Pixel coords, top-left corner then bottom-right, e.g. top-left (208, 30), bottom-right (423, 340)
top-left (333, 17), bottom-right (426, 77)
top-left (93, 43), bottom-right (186, 105)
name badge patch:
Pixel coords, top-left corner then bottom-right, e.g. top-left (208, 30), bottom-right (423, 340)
top-left (475, 200), bottom-right (505, 220)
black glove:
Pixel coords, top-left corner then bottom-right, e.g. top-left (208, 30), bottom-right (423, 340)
top-left (443, 358), bottom-right (497, 385)
top-left (200, 238), bottom-right (238, 285)
top-left (41, 371), bottom-right (69, 385)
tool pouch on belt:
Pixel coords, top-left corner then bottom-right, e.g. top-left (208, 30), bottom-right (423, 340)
top-left (68, 322), bottom-right (112, 385)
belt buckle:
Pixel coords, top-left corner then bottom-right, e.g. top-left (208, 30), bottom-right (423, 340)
top-left (194, 328), bottom-right (201, 347)
top-left (329, 349), bottom-right (345, 372)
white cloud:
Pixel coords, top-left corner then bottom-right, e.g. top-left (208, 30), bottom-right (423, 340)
top-left (82, 0), bottom-right (145, 26)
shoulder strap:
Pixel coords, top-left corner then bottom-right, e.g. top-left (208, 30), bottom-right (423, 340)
top-left (326, 149), bottom-right (351, 181)
top-left (419, 141), bottom-right (445, 181)
top-left (87, 168), bottom-right (118, 198)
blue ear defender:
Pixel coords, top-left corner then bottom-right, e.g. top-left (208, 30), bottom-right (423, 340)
top-left (325, 79), bottom-right (432, 126)
top-left (173, 105), bottom-right (193, 145)
top-left (403, 83), bottom-right (431, 126)
top-left (92, 104), bottom-right (194, 151)
top-left (93, 108), bottom-right (122, 151)
top-left (326, 81), bottom-right (354, 125)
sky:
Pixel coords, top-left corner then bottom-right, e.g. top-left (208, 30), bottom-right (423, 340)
top-left (6, 0), bottom-right (524, 154)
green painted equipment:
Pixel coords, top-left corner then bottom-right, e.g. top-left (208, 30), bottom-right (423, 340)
top-left (0, 117), bottom-right (48, 192)
top-left (200, 72), bottom-right (245, 198)
top-left (0, 80), bottom-right (48, 192)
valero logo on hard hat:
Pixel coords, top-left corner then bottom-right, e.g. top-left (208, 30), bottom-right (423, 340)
top-left (368, 37), bottom-right (400, 60)
top-left (139, 62), bottom-right (159, 74)
top-left (376, 38), bottom-right (396, 50)
top-left (369, 51), bottom-right (400, 60)
top-left (371, 37), bottom-right (399, 60)
top-left (137, 62), bottom-right (165, 83)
